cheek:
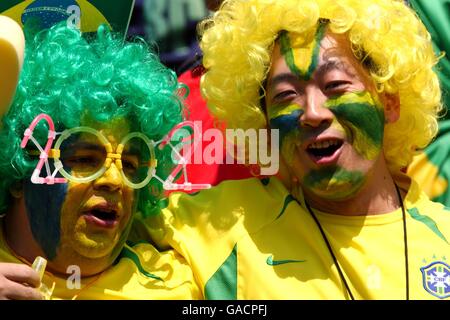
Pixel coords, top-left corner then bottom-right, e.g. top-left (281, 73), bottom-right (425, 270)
top-left (24, 181), bottom-right (68, 260)
top-left (269, 109), bottom-right (304, 146)
top-left (330, 103), bottom-right (384, 160)
top-left (124, 188), bottom-right (135, 213)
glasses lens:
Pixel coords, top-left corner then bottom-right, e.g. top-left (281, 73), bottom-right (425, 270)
top-left (59, 131), bottom-right (106, 179)
top-left (121, 136), bottom-right (153, 185)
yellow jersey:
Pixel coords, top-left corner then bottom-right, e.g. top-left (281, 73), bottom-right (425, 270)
top-left (0, 221), bottom-right (202, 300)
top-left (144, 176), bottom-right (450, 300)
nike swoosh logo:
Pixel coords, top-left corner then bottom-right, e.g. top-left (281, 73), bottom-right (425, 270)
top-left (266, 255), bottom-right (306, 266)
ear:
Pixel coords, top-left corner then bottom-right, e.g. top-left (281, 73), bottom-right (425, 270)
top-left (9, 181), bottom-right (23, 199)
top-left (383, 93), bottom-right (400, 124)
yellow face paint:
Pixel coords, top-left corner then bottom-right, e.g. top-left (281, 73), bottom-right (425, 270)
top-left (50, 118), bottom-right (136, 274)
top-left (268, 103), bottom-right (304, 164)
top-left (267, 103), bottom-right (304, 121)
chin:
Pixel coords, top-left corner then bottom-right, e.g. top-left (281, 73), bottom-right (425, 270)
top-left (72, 231), bottom-right (119, 259)
top-left (309, 179), bottom-right (366, 201)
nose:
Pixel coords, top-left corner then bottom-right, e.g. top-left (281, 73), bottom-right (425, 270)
top-left (299, 86), bottom-right (333, 128)
top-left (93, 162), bottom-right (124, 192)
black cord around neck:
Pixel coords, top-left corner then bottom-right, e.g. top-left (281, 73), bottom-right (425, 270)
top-left (304, 199), bottom-right (355, 300)
top-left (304, 184), bottom-right (409, 300)
top-left (395, 184), bottom-right (410, 300)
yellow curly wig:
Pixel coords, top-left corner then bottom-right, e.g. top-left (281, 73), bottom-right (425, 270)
top-left (199, 0), bottom-right (442, 171)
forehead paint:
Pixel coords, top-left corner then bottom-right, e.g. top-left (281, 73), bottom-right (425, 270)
top-left (24, 180), bottom-right (67, 260)
top-left (325, 91), bottom-right (385, 160)
top-left (303, 166), bottom-right (366, 200)
top-left (279, 23), bottom-right (326, 81)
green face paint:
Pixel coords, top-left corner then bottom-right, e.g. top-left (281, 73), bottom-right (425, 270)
top-left (267, 103), bottom-right (303, 121)
top-left (303, 166), bottom-right (366, 200)
top-left (325, 91), bottom-right (385, 160)
top-left (279, 23), bottom-right (326, 81)
top-left (299, 91), bottom-right (384, 200)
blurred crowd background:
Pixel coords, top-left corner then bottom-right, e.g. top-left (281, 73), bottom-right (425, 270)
top-left (128, 0), bottom-right (211, 74)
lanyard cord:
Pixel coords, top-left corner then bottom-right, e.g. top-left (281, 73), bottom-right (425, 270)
top-left (396, 184), bottom-right (410, 300)
top-left (304, 198), bottom-right (355, 300)
top-left (303, 183), bottom-right (409, 300)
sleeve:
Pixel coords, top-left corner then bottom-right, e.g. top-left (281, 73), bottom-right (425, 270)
top-left (151, 178), bottom-right (288, 294)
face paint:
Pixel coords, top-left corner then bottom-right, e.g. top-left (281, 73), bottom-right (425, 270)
top-left (298, 91), bottom-right (384, 199)
top-left (23, 118), bottom-right (137, 274)
top-left (24, 181), bottom-right (67, 260)
top-left (61, 182), bottom-right (137, 262)
top-left (268, 103), bottom-right (304, 164)
top-left (268, 103), bottom-right (304, 140)
top-left (267, 28), bottom-right (390, 203)
top-left (279, 23), bottom-right (326, 81)
top-left (303, 166), bottom-right (365, 200)
top-left (58, 121), bottom-right (136, 260)
top-left (325, 91), bottom-right (385, 160)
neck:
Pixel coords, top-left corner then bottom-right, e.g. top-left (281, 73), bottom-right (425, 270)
top-left (302, 158), bottom-right (402, 216)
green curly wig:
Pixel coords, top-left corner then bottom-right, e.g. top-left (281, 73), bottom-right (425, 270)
top-left (0, 23), bottom-right (185, 217)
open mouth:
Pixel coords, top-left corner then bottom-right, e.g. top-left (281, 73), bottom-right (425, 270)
top-left (83, 205), bottom-right (119, 228)
top-left (306, 139), bottom-right (343, 163)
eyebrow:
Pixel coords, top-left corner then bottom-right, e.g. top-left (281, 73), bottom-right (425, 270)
top-left (315, 59), bottom-right (347, 77)
top-left (71, 141), bottom-right (142, 157)
top-left (63, 141), bottom-right (105, 152)
top-left (266, 73), bottom-right (300, 90)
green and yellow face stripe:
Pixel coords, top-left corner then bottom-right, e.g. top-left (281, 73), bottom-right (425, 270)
top-left (324, 91), bottom-right (385, 160)
top-left (272, 23), bottom-right (387, 200)
top-left (267, 103), bottom-right (303, 120)
top-left (268, 103), bottom-right (304, 164)
top-left (268, 91), bottom-right (384, 163)
top-left (268, 103), bottom-right (304, 142)
top-left (301, 91), bottom-right (385, 199)
top-left (279, 23), bottom-right (326, 81)
top-left (303, 166), bottom-right (366, 200)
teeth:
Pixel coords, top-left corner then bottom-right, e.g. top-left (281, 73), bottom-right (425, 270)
top-left (309, 139), bottom-right (339, 149)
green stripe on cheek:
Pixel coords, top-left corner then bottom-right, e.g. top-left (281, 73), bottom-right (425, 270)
top-left (329, 102), bottom-right (384, 160)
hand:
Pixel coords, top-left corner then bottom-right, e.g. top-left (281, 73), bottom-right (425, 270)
top-left (0, 263), bottom-right (43, 300)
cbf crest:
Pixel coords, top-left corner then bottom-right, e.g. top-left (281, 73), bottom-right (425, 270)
top-left (421, 261), bottom-right (450, 299)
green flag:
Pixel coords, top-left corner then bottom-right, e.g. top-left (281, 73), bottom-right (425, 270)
top-left (409, 0), bottom-right (450, 120)
top-left (408, 120), bottom-right (450, 207)
top-left (407, 1), bottom-right (450, 207)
